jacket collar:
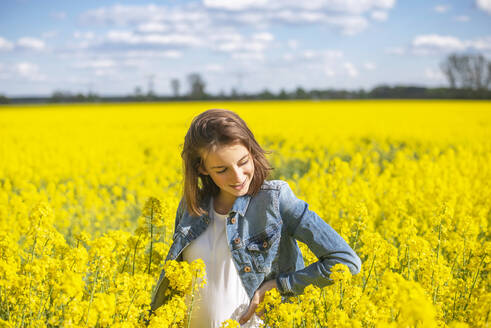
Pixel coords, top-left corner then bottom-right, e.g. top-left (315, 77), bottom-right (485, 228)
top-left (199, 192), bottom-right (252, 218)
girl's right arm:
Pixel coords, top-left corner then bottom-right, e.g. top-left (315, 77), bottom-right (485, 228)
top-left (150, 197), bottom-right (185, 311)
top-left (275, 181), bottom-right (362, 297)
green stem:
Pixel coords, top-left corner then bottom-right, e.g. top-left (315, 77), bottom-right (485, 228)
top-left (124, 291), bottom-right (138, 320)
top-left (352, 219), bottom-right (361, 251)
top-left (36, 284), bottom-right (51, 320)
top-left (186, 275), bottom-right (199, 328)
top-left (406, 245), bottom-right (410, 280)
top-left (85, 261), bottom-right (100, 327)
top-left (362, 254), bottom-right (376, 293)
top-left (339, 281), bottom-right (344, 309)
top-left (120, 249), bottom-right (130, 273)
top-left (132, 235), bottom-right (141, 276)
top-left (463, 254), bottom-right (486, 311)
top-left (148, 206), bottom-right (154, 274)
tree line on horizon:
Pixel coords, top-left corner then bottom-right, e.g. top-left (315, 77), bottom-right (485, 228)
top-left (1, 52), bottom-right (490, 104)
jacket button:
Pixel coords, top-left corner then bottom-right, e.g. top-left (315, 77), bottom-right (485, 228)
top-left (234, 237), bottom-right (241, 244)
top-left (244, 266), bottom-right (251, 272)
top-left (230, 217), bottom-right (236, 224)
top-left (262, 241), bottom-right (268, 248)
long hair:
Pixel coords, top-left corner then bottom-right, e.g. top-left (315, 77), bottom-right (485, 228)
top-left (181, 109), bottom-right (274, 217)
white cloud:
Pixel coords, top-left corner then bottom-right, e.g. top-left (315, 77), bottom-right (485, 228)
top-left (14, 62), bottom-right (46, 81)
top-left (121, 59), bottom-right (147, 68)
top-left (411, 34), bottom-right (491, 54)
top-left (302, 50), bottom-right (318, 59)
top-left (51, 11), bottom-right (66, 20)
top-left (74, 31), bottom-right (95, 40)
top-left (344, 62), bottom-right (358, 77)
top-left (205, 64), bottom-right (224, 72)
top-left (283, 53), bottom-right (294, 61)
top-left (371, 10), bottom-right (388, 21)
top-left (454, 15), bottom-right (470, 22)
top-left (364, 62), bottom-right (376, 70)
top-left (211, 32), bottom-right (273, 60)
top-left (385, 46), bottom-right (405, 55)
top-left (301, 49), bottom-right (343, 60)
top-left (470, 36), bottom-right (491, 51)
top-left (81, 4), bottom-right (161, 26)
top-left (74, 59), bottom-right (116, 69)
top-left (17, 37), bottom-right (46, 51)
top-left (105, 30), bottom-right (203, 48)
top-left (274, 10), bottom-right (326, 24)
top-left (326, 15), bottom-right (368, 35)
top-left (123, 50), bottom-right (182, 58)
top-left (0, 63), bottom-right (8, 80)
top-left (476, 0), bottom-right (491, 14)
top-left (231, 52), bottom-right (264, 61)
top-left (253, 32), bottom-right (274, 42)
top-left (42, 31), bottom-right (58, 39)
top-left (81, 4), bottom-right (210, 33)
top-left (412, 34), bottom-right (466, 52)
top-left (425, 68), bottom-right (445, 81)
top-left (0, 37), bottom-right (14, 51)
top-left (137, 22), bottom-right (168, 33)
top-left (324, 66), bottom-right (335, 77)
top-left (80, 2), bottom-right (397, 38)
top-left (434, 5), bottom-right (450, 13)
top-left (203, 0), bottom-right (396, 13)
top-left (94, 69), bottom-right (114, 77)
top-left (209, 32), bottom-right (242, 42)
top-left (324, 50), bottom-right (344, 59)
top-left (287, 39), bottom-right (298, 49)
top-left (203, 0), bottom-right (268, 11)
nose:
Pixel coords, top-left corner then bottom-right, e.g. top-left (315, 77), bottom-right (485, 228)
top-left (230, 165), bottom-right (244, 183)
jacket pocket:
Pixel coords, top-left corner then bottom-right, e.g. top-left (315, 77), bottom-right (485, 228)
top-left (246, 224), bottom-right (281, 273)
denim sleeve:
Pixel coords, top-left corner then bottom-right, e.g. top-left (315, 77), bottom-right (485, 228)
top-left (151, 197), bottom-right (185, 311)
top-left (275, 181), bottom-right (362, 297)
top-left (172, 197), bottom-right (185, 240)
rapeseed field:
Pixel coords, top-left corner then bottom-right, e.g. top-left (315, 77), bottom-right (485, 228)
top-left (0, 100), bottom-right (489, 327)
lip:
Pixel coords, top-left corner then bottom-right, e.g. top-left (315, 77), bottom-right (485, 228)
top-left (231, 179), bottom-right (246, 190)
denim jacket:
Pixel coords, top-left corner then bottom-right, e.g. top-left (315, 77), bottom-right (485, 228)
top-left (150, 179), bottom-right (362, 311)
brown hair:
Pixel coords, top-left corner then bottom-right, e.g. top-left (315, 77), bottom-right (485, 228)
top-left (181, 108), bottom-right (274, 217)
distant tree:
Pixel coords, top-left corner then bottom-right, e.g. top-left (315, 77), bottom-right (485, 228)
top-left (187, 73), bottom-right (206, 99)
top-left (170, 79), bottom-right (180, 97)
top-left (134, 86), bottom-right (143, 97)
top-left (0, 94), bottom-right (9, 104)
top-left (295, 87), bottom-right (308, 99)
top-left (50, 90), bottom-right (73, 102)
top-left (440, 53), bottom-right (491, 90)
top-left (278, 89), bottom-right (288, 99)
top-left (258, 89), bottom-right (274, 99)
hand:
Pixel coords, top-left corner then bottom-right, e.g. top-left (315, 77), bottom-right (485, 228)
top-left (239, 279), bottom-right (277, 325)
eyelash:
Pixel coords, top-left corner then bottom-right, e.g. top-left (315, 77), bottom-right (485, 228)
top-left (217, 160), bottom-right (249, 174)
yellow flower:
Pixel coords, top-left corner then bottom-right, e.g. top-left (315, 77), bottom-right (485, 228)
top-left (219, 319), bottom-right (241, 328)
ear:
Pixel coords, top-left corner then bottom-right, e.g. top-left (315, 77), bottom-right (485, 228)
top-left (198, 164), bottom-right (209, 176)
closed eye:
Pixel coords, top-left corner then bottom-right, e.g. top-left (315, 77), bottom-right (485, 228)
top-left (217, 159), bottom-right (249, 174)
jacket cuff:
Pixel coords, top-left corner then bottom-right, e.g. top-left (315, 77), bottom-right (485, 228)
top-left (276, 272), bottom-right (295, 297)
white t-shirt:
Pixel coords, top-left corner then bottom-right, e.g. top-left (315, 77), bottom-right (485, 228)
top-left (182, 197), bottom-right (264, 328)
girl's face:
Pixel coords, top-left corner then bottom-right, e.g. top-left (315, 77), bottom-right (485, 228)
top-left (198, 141), bottom-right (255, 205)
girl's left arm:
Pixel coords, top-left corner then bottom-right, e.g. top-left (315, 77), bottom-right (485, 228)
top-left (275, 181), bottom-right (362, 297)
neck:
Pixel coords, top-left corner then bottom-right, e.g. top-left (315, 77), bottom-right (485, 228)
top-left (213, 193), bottom-right (237, 215)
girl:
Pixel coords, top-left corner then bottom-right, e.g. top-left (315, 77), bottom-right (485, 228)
top-left (150, 109), bottom-right (362, 327)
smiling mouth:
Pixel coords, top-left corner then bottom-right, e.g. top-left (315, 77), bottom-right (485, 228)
top-left (231, 180), bottom-right (246, 188)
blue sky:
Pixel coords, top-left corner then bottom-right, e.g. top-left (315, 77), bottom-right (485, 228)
top-left (0, 0), bottom-right (490, 96)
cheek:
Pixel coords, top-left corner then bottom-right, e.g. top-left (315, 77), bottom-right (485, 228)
top-left (210, 174), bottom-right (224, 184)
top-left (247, 162), bottom-right (255, 174)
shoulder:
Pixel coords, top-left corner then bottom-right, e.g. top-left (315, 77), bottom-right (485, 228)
top-left (258, 179), bottom-right (297, 209)
top-left (259, 179), bottom-right (288, 191)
